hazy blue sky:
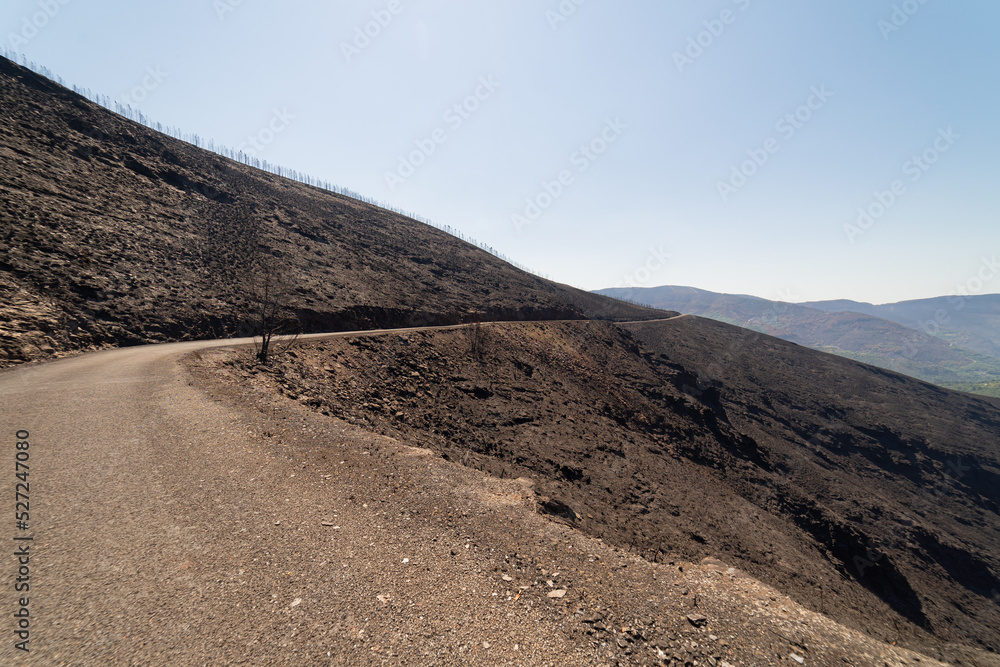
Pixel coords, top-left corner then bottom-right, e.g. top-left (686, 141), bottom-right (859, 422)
top-left (3, 0), bottom-right (998, 303)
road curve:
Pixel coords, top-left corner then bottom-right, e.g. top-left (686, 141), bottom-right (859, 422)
top-left (0, 328), bottom-right (583, 665)
top-left (0, 333), bottom-right (344, 664)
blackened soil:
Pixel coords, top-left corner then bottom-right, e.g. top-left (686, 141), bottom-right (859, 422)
top-left (237, 318), bottom-right (1000, 664)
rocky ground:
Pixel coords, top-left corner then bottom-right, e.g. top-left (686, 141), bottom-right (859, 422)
top-left (191, 342), bottom-right (959, 666)
top-left (214, 320), bottom-right (1000, 665)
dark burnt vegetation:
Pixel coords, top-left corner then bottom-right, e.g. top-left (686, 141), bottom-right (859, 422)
top-left (243, 319), bottom-right (1000, 661)
top-left (0, 55), bottom-right (668, 365)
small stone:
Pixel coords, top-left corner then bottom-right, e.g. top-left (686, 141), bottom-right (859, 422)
top-left (502, 575), bottom-right (513, 582)
top-left (686, 614), bottom-right (708, 628)
top-left (290, 598), bottom-right (302, 607)
top-left (547, 589), bottom-right (567, 598)
top-left (790, 654), bottom-right (805, 664)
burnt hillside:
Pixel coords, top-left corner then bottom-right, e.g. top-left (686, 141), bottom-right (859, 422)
top-left (0, 55), bottom-right (665, 365)
top-left (242, 318), bottom-right (1000, 662)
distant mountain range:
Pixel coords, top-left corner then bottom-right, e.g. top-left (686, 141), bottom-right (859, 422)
top-left (802, 295), bottom-right (1000, 358)
top-left (596, 285), bottom-right (1000, 396)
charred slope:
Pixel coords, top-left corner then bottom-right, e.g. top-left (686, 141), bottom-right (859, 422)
top-left (245, 318), bottom-right (1000, 661)
top-left (0, 56), bottom-right (665, 365)
top-left (624, 316), bottom-right (1000, 657)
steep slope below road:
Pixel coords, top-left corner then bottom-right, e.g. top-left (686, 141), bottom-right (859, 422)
top-left (244, 319), bottom-right (1000, 663)
top-left (623, 316), bottom-right (1000, 657)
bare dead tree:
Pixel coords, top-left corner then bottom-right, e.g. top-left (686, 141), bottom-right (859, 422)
top-left (465, 319), bottom-right (489, 361)
top-left (246, 254), bottom-right (298, 364)
top-left (191, 203), bottom-right (302, 362)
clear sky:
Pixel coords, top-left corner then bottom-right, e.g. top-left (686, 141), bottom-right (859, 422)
top-left (3, 0), bottom-right (998, 304)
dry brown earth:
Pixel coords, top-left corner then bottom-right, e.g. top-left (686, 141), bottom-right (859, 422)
top-left (232, 320), bottom-right (1000, 665)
